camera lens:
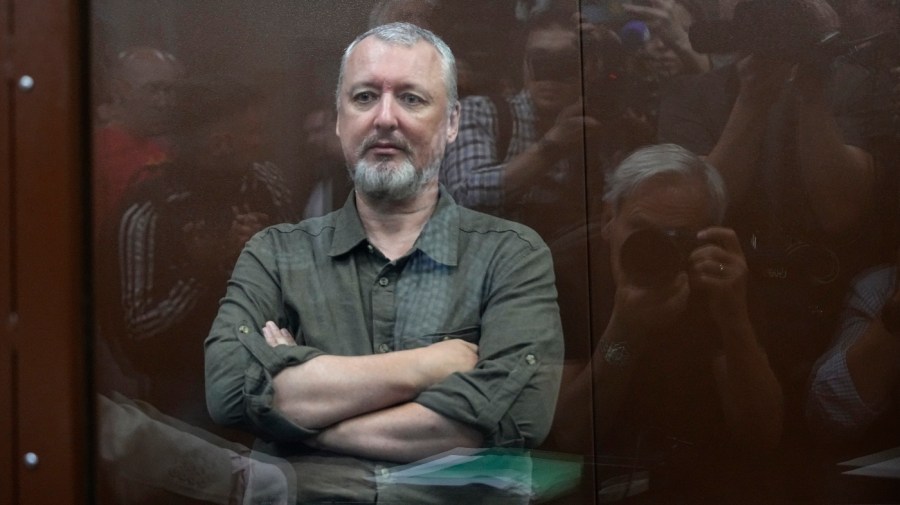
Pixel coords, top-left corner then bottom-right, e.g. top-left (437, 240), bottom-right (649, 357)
top-left (620, 228), bottom-right (686, 287)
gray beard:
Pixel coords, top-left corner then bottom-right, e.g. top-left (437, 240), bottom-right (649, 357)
top-left (352, 155), bottom-right (441, 202)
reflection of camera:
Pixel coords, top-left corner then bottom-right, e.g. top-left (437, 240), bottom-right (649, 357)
top-left (620, 228), bottom-right (701, 287)
top-left (689, 0), bottom-right (843, 64)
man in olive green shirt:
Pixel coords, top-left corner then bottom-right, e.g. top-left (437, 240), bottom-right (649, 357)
top-left (204, 22), bottom-right (563, 503)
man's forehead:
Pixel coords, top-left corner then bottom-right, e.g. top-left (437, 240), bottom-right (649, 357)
top-left (120, 55), bottom-right (182, 85)
top-left (343, 37), bottom-right (442, 87)
top-left (620, 176), bottom-right (712, 227)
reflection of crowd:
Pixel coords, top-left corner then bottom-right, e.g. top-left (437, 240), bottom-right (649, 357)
top-left (91, 0), bottom-right (900, 503)
top-left (438, 0), bottom-right (900, 502)
top-left (93, 45), bottom-right (300, 505)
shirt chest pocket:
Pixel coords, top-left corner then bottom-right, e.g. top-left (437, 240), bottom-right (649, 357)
top-left (398, 325), bottom-right (481, 350)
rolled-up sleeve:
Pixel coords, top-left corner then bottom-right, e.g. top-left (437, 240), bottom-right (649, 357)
top-left (204, 231), bottom-right (325, 442)
top-left (806, 266), bottom-right (895, 440)
top-left (414, 239), bottom-right (564, 448)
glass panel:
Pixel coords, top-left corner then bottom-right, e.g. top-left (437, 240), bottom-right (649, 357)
top-left (88, 0), bottom-right (900, 504)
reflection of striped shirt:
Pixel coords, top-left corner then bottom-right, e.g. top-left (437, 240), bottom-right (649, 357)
top-left (119, 194), bottom-right (201, 339)
top-left (440, 91), bottom-right (569, 213)
top-left (118, 161), bottom-right (296, 340)
top-left (807, 265), bottom-right (896, 438)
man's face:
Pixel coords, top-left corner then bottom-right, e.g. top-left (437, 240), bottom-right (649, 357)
top-left (336, 37), bottom-right (459, 201)
top-left (602, 175), bottom-right (714, 287)
top-left (524, 25), bottom-right (582, 115)
top-left (116, 50), bottom-right (183, 136)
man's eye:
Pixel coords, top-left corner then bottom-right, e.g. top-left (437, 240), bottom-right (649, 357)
top-left (353, 92), bottom-right (376, 104)
top-left (400, 94), bottom-right (425, 106)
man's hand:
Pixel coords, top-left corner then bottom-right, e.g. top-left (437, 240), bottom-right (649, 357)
top-left (624, 0), bottom-right (689, 50)
top-left (540, 100), bottom-right (601, 156)
top-left (263, 320), bottom-right (296, 347)
top-left (688, 227), bottom-right (750, 328)
top-left (623, 0), bottom-right (711, 75)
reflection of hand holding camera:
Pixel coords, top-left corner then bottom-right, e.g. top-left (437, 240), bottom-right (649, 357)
top-left (619, 226), bottom-right (751, 327)
top-left (620, 227), bottom-right (701, 288)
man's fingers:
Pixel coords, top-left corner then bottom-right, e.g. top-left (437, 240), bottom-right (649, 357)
top-left (261, 320), bottom-right (297, 347)
top-left (262, 321), bottom-right (279, 346)
top-left (279, 328), bottom-right (297, 345)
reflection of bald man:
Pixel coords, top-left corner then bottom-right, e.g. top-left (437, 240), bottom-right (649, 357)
top-left (94, 47), bottom-right (185, 229)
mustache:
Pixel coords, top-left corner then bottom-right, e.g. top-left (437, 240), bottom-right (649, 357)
top-left (358, 135), bottom-right (412, 156)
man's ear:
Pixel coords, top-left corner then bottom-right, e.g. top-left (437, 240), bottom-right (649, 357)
top-left (446, 101), bottom-right (460, 143)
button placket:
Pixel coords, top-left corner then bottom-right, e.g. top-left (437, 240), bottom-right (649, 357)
top-left (371, 263), bottom-right (397, 358)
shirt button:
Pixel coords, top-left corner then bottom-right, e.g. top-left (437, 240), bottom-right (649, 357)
top-left (525, 354), bottom-right (537, 365)
top-left (378, 277), bottom-right (390, 287)
top-left (238, 325), bottom-right (250, 334)
top-left (378, 343), bottom-right (391, 353)
top-left (367, 244), bottom-right (374, 253)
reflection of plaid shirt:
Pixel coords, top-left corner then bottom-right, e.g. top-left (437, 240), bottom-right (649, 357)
top-left (440, 91), bottom-right (570, 213)
top-left (807, 265), bottom-right (896, 439)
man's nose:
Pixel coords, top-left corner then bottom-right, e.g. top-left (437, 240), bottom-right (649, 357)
top-left (373, 94), bottom-right (399, 130)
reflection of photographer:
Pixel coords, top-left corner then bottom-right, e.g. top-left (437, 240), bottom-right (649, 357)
top-left (658, 0), bottom-right (895, 431)
top-left (621, 0), bottom-right (712, 76)
top-left (442, 7), bottom-right (602, 239)
top-left (569, 144), bottom-right (784, 501)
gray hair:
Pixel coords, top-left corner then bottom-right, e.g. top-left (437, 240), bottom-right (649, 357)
top-left (335, 22), bottom-right (458, 115)
top-left (603, 143), bottom-right (728, 224)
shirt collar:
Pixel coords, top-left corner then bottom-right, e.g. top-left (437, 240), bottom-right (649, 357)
top-left (414, 186), bottom-right (459, 267)
top-left (327, 186), bottom-right (460, 267)
top-left (329, 191), bottom-right (369, 257)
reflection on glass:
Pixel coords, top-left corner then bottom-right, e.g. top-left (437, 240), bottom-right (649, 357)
top-left (89, 0), bottom-right (900, 503)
